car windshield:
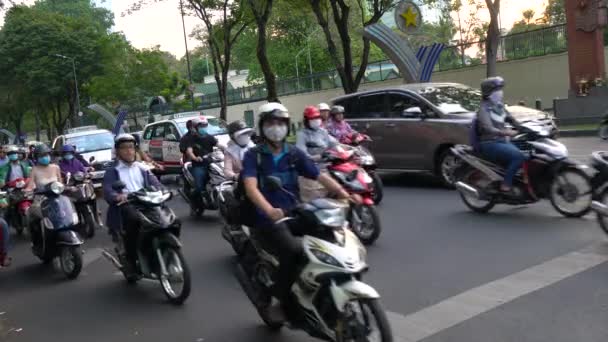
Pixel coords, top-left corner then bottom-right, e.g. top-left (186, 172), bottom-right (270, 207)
top-left (66, 132), bottom-right (114, 153)
top-left (418, 85), bottom-right (481, 114)
top-left (177, 118), bottom-right (228, 136)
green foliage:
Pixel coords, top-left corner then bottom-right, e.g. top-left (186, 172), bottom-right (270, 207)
top-left (542, 0), bottom-right (565, 25)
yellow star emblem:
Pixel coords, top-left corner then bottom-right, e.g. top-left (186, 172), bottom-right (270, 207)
top-left (401, 6), bottom-right (418, 28)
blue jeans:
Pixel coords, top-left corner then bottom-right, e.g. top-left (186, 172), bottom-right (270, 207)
top-left (0, 218), bottom-right (9, 255)
top-left (479, 140), bottom-right (526, 187)
top-left (191, 166), bottom-right (208, 193)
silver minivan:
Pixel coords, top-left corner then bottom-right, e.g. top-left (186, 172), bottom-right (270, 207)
top-left (331, 82), bottom-right (557, 186)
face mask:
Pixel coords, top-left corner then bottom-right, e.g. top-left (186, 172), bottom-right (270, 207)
top-left (235, 134), bottom-right (251, 147)
top-left (489, 90), bottom-right (504, 104)
top-left (198, 127), bottom-right (207, 135)
top-left (38, 156), bottom-right (51, 166)
top-left (63, 154), bottom-right (74, 161)
top-left (8, 154), bottom-right (18, 162)
top-left (309, 119), bottom-right (323, 130)
top-left (263, 125), bottom-right (288, 142)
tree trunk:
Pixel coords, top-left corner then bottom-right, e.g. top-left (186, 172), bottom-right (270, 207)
top-left (249, 0), bottom-right (278, 102)
top-left (35, 106), bottom-right (41, 142)
top-left (485, 0), bottom-right (501, 77)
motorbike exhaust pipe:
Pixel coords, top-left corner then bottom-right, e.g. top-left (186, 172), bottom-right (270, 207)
top-left (455, 181), bottom-right (481, 199)
top-left (591, 201), bottom-right (608, 216)
top-left (101, 249), bottom-right (123, 269)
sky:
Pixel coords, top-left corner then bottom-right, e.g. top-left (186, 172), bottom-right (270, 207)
top-left (1, 0), bottom-right (549, 59)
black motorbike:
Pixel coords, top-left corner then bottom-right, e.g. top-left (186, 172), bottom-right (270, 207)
top-left (28, 181), bottom-right (84, 279)
top-left (588, 152), bottom-right (608, 233)
top-left (65, 172), bottom-right (102, 239)
top-left (453, 123), bottom-right (593, 217)
top-left (102, 183), bottom-right (191, 305)
top-left (180, 148), bottom-right (227, 217)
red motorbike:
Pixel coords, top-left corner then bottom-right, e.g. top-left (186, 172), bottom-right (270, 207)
top-left (5, 178), bottom-right (32, 236)
top-left (323, 145), bottom-right (382, 245)
top-left (339, 132), bottom-right (383, 204)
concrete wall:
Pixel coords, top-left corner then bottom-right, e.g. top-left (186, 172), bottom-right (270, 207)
top-left (205, 48), bottom-right (608, 124)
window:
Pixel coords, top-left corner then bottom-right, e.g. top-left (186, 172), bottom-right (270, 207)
top-left (143, 126), bottom-right (155, 140)
top-left (66, 133), bottom-right (114, 153)
top-left (417, 85), bottom-right (481, 114)
top-left (334, 98), bottom-right (357, 119)
top-left (357, 94), bottom-right (386, 119)
top-left (165, 124), bottom-right (180, 141)
top-left (387, 93), bottom-right (422, 117)
top-left (152, 124), bottom-right (166, 139)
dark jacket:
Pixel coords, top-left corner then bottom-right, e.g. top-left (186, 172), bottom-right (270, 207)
top-left (477, 100), bottom-right (518, 142)
top-left (103, 162), bottom-right (162, 233)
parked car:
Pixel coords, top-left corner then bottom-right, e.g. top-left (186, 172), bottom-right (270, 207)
top-left (140, 112), bottom-right (230, 174)
top-left (330, 82), bottom-right (558, 187)
top-left (51, 126), bottom-right (114, 188)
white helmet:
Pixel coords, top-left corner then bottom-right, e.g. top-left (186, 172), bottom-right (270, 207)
top-left (4, 145), bottom-right (18, 154)
top-left (318, 103), bottom-right (330, 111)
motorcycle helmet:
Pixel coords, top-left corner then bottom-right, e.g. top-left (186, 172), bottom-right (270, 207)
top-left (257, 102), bottom-right (290, 139)
top-left (481, 76), bottom-right (505, 98)
top-left (62, 145), bottom-right (75, 154)
top-left (318, 103), bottom-right (331, 111)
top-left (4, 145), bottom-right (18, 154)
top-left (227, 120), bottom-right (253, 140)
top-left (330, 105), bottom-right (345, 117)
top-left (114, 133), bottom-right (136, 149)
top-left (303, 106), bottom-right (321, 120)
top-left (34, 144), bottom-right (52, 158)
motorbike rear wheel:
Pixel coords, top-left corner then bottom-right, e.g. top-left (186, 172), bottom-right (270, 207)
top-left (159, 245), bottom-right (191, 305)
top-left (549, 168), bottom-right (592, 218)
top-left (370, 172), bottom-right (384, 205)
top-left (458, 167), bottom-right (496, 213)
top-left (83, 208), bottom-right (100, 239)
top-left (596, 189), bottom-right (608, 235)
top-left (60, 246), bottom-right (83, 280)
top-left (336, 298), bottom-right (393, 342)
top-left (349, 205), bottom-right (382, 245)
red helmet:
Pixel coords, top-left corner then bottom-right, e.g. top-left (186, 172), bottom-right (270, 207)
top-left (303, 106), bottom-right (321, 120)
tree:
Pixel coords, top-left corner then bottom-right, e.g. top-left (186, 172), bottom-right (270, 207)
top-left (542, 0), bottom-right (565, 25)
top-left (247, 0), bottom-right (277, 102)
top-left (308, 0), bottom-right (393, 94)
top-left (522, 9), bottom-right (535, 25)
top-left (484, 0), bottom-right (500, 77)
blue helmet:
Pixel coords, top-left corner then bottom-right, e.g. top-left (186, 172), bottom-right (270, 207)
top-left (62, 145), bottom-right (75, 153)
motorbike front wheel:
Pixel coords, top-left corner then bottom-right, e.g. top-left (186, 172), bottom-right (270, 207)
top-left (82, 206), bottom-right (100, 239)
top-left (159, 245), bottom-right (191, 305)
top-left (60, 246), bottom-right (83, 280)
top-left (349, 205), bottom-right (382, 245)
top-left (370, 172), bottom-right (384, 205)
top-left (549, 168), bottom-right (593, 218)
top-left (336, 298), bottom-right (393, 342)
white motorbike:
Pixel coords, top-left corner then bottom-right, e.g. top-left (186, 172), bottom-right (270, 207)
top-left (234, 176), bottom-right (393, 342)
top-left (180, 148), bottom-right (227, 216)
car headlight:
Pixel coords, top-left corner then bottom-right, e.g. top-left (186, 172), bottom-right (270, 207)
top-left (310, 248), bottom-right (343, 268)
top-left (314, 208), bottom-right (346, 228)
top-left (50, 182), bottom-right (65, 195)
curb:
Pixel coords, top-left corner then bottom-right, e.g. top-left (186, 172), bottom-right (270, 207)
top-left (558, 129), bottom-right (597, 138)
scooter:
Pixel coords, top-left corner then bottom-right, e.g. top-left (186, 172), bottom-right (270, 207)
top-left (235, 176), bottom-right (393, 341)
top-left (65, 172), bottom-right (102, 239)
top-left (340, 132), bottom-right (383, 204)
top-left (28, 181), bottom-right (84, 279)
top-left (4, 177), bottom-right (32, 236)
top-left (180, 148), bottom-right (227, 217)
top-left (324, 145), bottom-right (382, 245)
top-left (452, 122), bottom-right (593, 217)
top-left (587, 151), bottom-right (608, 234)
top-left (102, 183), bottom-right (191, 305)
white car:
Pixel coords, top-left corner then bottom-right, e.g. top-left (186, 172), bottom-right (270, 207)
top-left (140, 112), bottom-right (230, 173)
top-left (52, 126), bottom-right (115, 188)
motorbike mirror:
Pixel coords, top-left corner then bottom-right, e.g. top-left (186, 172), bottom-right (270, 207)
top-left (112, 180), bottom-right (126, 191)
top-left (264, 176), bottom-right (283, 192)
top-left (89, 156), bottom-right (95, 163)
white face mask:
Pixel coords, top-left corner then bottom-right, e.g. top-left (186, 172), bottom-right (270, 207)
top-left (235, 134), bottom-right (251, 147)
top-left (309, 119), bottom-right (323, 130)
top-left (489, 90), bottom-right (504, 104)
top-left (263, 124), bottom-right (288, 142)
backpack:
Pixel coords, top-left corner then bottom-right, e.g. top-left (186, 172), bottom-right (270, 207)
top-left (234, 145), bottom-right (300, 227)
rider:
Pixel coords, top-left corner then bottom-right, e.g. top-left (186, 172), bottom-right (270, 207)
top-left (296, 105), bottom-right (338, 161)
top-left (0, 147), bottom-right (7, 167)
top-left (179, 119), bottom-right (196, 163)
top-left (0, 145), bottom-right (31, 187)
top-left (103, 134), bottom-right (162, 276)
top-left (58, 145), bottom-right (87, 176)
top-left (242, 102), bottom-right (356, 321)
top-left (318, 102), bottom-right (331, 126)
top-left (0, 195), bottom-right (10, 267)
top-left (224, 120), bottom-right (255, 180)
top-left (477, 76), bottom-right (525, 193)
top-left (185, 117), bottom-right (218, 207)
top-left (327, 105), bottom-right (356, 143)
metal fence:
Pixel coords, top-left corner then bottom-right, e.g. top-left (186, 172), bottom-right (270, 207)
top-left (198, 24), bottom-right (569, 110)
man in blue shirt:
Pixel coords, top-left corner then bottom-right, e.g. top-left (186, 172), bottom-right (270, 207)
top-left (242, 102), bottom-right (356, 322)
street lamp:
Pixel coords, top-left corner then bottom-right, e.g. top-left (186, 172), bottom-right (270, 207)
top-left (54, 54), bottom-right (82, 126)
top-left (293, 28), bottom-right (320, 91)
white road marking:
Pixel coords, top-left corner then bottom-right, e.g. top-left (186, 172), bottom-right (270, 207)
top-left (387, 243), bottom-right (608, 342)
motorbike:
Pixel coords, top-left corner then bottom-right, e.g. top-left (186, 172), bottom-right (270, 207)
top-left (452, 123), bottom-right (593, 217)
top-left (340, 132), bottom-right (383, 204)
top-left (235, 176), bottom-right (393, 341)
top-left (28, 181), bottom-right (84, 279)
top-left (65, 172), bottom-right (102, 239)
top-left (588, 151), bottom-right (608, 233)
top-left (4, 177), bottom-right (32, 236)
top-left (324, 145), bottom-right (382, 245)
top-left (102, 183), bottom-right (191, 305)
top-left (179, 148), bottom-right (227, 217)
top-left (599, 115), bottom-right (608, 140)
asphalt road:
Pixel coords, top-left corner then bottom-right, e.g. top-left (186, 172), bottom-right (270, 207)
top-left (2, 137), bottom-right (608, 342)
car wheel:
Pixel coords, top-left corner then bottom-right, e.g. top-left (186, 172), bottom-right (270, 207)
top-left (436, 148), bottom-right (460, 188)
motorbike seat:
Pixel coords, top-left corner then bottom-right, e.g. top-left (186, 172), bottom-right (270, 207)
top-left (592, 151), bottom-right (608, 173)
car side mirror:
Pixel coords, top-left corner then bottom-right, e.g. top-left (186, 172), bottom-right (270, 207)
top-left (112, 180), bottom-right (126, 191)
top-left (401, 107), bottom-right (422, 118)
top-left (166, 134), bottom-right (177, 142)
top-left (264, 176), bottom-right (283, 192)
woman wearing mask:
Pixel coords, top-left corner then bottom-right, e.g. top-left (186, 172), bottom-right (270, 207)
top-left (327, 105), bottom-right (356, 143)
top-left (224, 120), bottom-right (255, 180)
top-left (26, 144), bottom-right (62, 191)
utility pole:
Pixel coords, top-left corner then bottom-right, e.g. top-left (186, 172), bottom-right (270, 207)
top-left (54, 54), bottom-right (82, 126)
top-left (180, 0), bottom-right (195, 110)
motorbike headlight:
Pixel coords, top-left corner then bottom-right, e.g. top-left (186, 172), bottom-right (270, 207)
top-left (138, 191), bottom-right (171, 205)
top-left (310, 248), bottom-right (343, 268)
top-left (359, 154), bottom-right (375, 166)
top-left (314, 208), bottom-right (346, 228)
top-left (50, 182), bottom-right (65, 195)
top-left (15, 180), bottom-right (25, 189)
top-left (74, 173), bottom-right (85, 181)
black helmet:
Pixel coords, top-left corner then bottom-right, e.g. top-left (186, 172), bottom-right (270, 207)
top-left (330, 105), bottom-right (345, 116)
top-left (228, 120), bottom-right (253, 139)
top-left (34, 144), bottom-right (52, 158)
top-left (257, 102), bottom-right (290, 137)
top-left (481, 76), bottom-right (505, 98)
top-left (114, 133), bottom-right (136, 149)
